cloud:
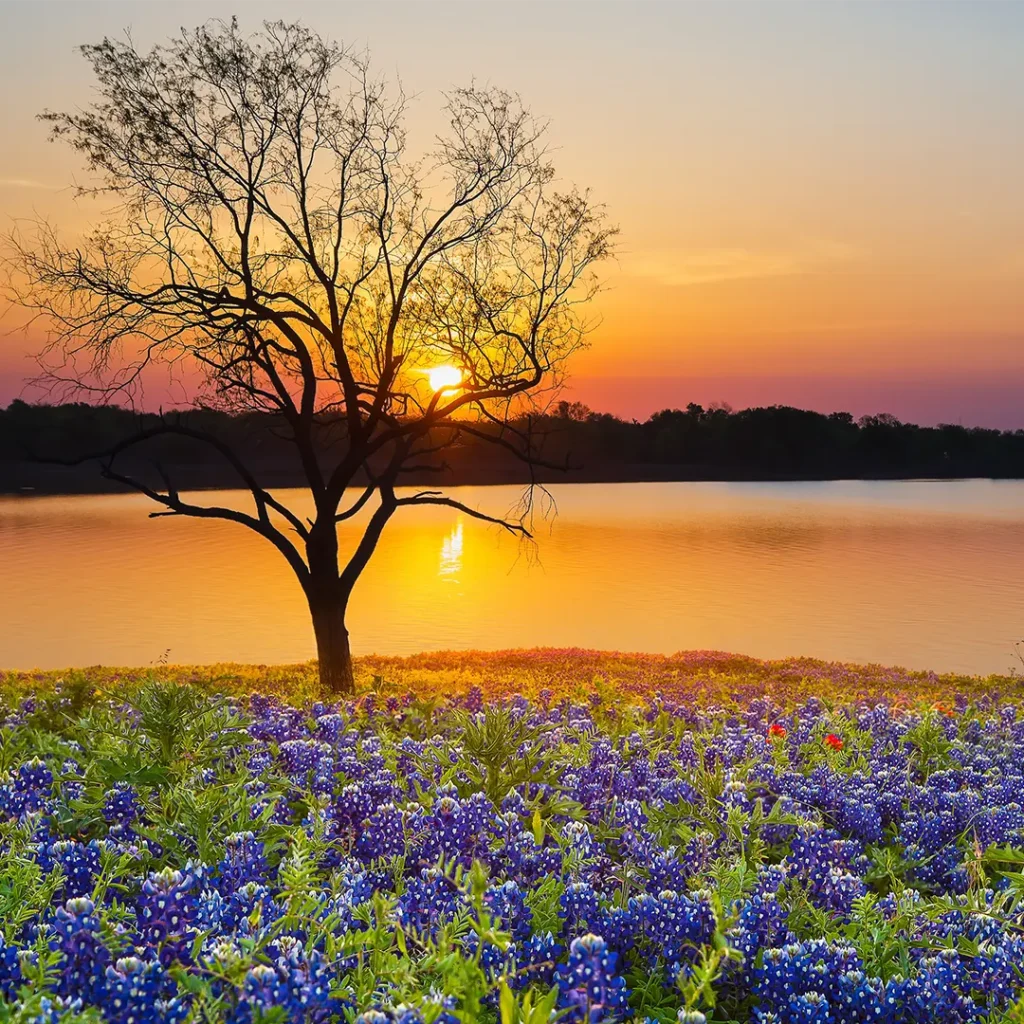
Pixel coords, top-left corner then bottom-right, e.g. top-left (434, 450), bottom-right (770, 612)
top-left (623, 239), bottom-right (861, 287)
top-left (0, 177), bottom-right (59, 190)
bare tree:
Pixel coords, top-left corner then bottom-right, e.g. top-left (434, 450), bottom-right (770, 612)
top-left (6, 20), bottom-right (614, 692)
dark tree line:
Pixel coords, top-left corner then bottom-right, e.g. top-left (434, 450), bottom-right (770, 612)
top-left (5, 398), bottom-right (1024, 488)
top-left (560, 403), bottom-right (1024, 478)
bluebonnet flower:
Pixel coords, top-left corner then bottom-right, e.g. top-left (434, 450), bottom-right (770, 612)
top-left (354, 802), bottom-right (407, 862)
top-left (493, 824), bottom-right (562, 884)
top-left (313, 712), bottom-right (347, 743)
top-left (555, 934), bottom-right (629, 1023)
top-left (647, 847), bottom-right (695, 893)
top-left (509, 931), bottom-right (563, 989)
top-left (0, 933), bottom-right (23, 999)
top-left (217, 831), bottom-right (270, 892)
top-left (99, 956), bottom-right (188, 1024)
top-left (786, 829), bottom-right (868, 914)
top-left (102, 783), bottom-right (142, 825)
top-left (561, 881), bottom-right (602, 932)
top-left (222, 882), bottom-right (280, 934)
top-left (484, 880), bottom-right (533, 941)
top-left (632, 889), bottom-right (716, 977)
top-left (136, 868), bottom-right (197, 965)
top-left (0, 758), bottom-right (54, 819)
top-left (236, 938), bottom-right (342, 1022)
top-left (49, 897), bottom-right (110, 1004)
top-left (38, 838), bottom-right (102, 898)
top-left (397, 868), bottom-right (460, 936)
top-left (721, 893), bottom-right (791, 992)
top-left (563, 819), bottom-right (596, 860)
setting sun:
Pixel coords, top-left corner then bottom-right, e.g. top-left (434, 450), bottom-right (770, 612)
top-left (427, 364), bottom-right (463, 393)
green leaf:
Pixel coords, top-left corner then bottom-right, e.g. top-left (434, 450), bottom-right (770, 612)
top-left (532, 808), bottom-right (545, 846)
top-left (499, 981), bottom-right (515, 1024)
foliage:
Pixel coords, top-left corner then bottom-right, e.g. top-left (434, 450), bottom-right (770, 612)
top-left (9, 400), bottom-right (1024, 490)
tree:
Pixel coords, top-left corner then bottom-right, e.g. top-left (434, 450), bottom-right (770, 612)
top-left (555, 400), bottom-right (592, 422)
top-left (7, 20), bottom-right (614, 693)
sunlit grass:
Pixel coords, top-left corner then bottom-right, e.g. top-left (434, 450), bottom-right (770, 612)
top-left (2, 647), bottom-right (1021, 709)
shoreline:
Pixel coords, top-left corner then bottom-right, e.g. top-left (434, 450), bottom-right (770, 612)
top-left (3, 647), bottom-right (1022, 704)
top-left (5, 464), bottom-right (1024, 498)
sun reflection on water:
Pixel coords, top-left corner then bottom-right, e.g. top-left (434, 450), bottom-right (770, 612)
top-left (5, 482), bottom-right (1024, 673)
top-left (439, 520), bottom-right (464, 580)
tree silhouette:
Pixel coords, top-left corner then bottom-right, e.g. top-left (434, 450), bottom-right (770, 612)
top-left (8, 20), bottom-right (614, 692)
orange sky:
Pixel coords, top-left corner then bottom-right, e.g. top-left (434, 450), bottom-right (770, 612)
top-left (2, 1), bottom-right (1022, 425)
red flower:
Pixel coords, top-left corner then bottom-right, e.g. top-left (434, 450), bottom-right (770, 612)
top-left (768, 723), bottom-right (787, 740)
top-left (824, 733), bottom-right (843, 750)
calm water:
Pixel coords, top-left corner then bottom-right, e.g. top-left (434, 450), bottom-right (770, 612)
top-left (2, 480), bottom-right (1024, 674)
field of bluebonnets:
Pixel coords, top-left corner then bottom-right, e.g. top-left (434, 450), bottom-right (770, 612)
top-left (4, 649), bottom-right (1024, 1024)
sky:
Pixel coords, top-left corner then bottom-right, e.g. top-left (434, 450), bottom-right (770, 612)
top-left (1, 1), bottom-right (1023, 426)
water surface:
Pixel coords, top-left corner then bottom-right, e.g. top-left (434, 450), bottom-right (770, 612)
top-left (2, 480), bottom-right (1023, 674)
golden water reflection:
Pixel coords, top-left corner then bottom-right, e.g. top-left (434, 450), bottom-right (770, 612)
top-left (439, 520), bottom-right (464, 581)
top-left (2, 481), bottom-right (1024, 674)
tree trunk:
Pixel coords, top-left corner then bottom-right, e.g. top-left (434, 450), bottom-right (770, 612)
top-left (309, 594), bottom-right (355, 695)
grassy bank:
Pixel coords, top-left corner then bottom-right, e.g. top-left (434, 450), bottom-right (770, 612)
top-left (3, 647), bottom-right (1022, 709)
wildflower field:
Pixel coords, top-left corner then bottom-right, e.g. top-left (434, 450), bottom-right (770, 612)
top-left (4, 649), bottom-right (1024, 1024)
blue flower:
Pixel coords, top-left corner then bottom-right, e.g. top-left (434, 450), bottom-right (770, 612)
top-left (554, 934), bottom-right (630, 1023)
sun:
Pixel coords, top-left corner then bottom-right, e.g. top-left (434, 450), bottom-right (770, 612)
top-left (426, 365), bottom-right (463, 393)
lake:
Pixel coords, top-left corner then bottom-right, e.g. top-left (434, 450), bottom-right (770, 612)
top-left (2, 480), bottom-right (1024, 675)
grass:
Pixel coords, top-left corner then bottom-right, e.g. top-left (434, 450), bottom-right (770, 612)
top-left (2, 647), bottom-right (1022, 709)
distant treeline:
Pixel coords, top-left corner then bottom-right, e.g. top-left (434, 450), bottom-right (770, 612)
top-left (3, 398), bottom-right (1024, 494)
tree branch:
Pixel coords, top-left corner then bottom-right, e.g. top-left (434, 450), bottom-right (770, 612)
top-left (395, 493), bottom-right (532, 538)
